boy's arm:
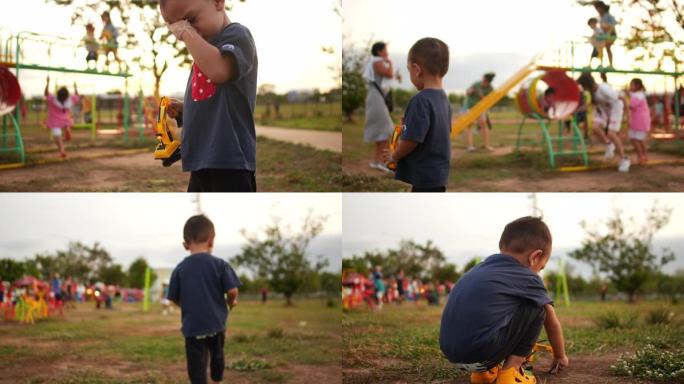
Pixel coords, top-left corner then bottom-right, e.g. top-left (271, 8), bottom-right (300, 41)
top-left (169, 21), bottom-right (234, 84)
top-left (226, 287), bottom-right (238, 309)
top-left (544, 304), bottom-right (569, 373)
top-left (387, 139), bottom-right (418, 163)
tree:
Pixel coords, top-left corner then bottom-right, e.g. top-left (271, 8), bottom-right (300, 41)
top-left (0, 259), bottom-right (27, 282)
top-left (231, 213), bottom-right (328, 306)
top-left (576, 1), bottom-right (684, 67)
top-left (127, 257), bottom-right (157, 289)
top-left (46, 0), bottom-right (244, 97)
top-left (342, 44), bottom-right (367, 122)
top-left (320, 271), bottom-right (341, 296)
top-left (98, 264), bottom-right (127, 286)
top-left (462, 257), bottom-right (481, 274)
top-left (569, 204), bottom-right (675, 302)
top-left (27, 242), bottom-right (113, 282)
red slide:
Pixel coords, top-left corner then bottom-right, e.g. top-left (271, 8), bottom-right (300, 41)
top-left (0, 66), bottom-right (21, 116)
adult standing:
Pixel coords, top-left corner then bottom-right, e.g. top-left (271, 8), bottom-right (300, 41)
top-left (463, 73), bottom-right (495, 151)
top-left (363, 42), bottom-right (396, 172)
top-left (593, 1), bottom-right (618, 67)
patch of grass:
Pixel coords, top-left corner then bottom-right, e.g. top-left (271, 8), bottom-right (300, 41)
top-left (645, 308), bottom-right (676, 325)
top-left (595, 311), bottom-right (639, 329)
top-left (612, 344), bottom-right (684, 382)
top-left (229, 358), bottom-right (273, 371)
top-left (267, 327), bottom-right (285, 338)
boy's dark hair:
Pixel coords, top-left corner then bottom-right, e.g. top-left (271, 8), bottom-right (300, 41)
top-left (499, 216), bottom-right (552, 255)
top-left (593, 1), bottom-right (609, 12)
top-left (587, 17), bottom-right (598, 26)
top-left (408, 37), bottom-right (449, 77)
top-left (577, 72), bottom-right (596, 90)
top-left (544, 87), bottom-right (555, 97)
top-left (484, 72), bottom-right (495, 82)
top-left (57, 87), bottom-right (69, 103)
top-left (183, 215), bottom-right (215, 244)
top-left (371, 42), bottom-right (386, 57)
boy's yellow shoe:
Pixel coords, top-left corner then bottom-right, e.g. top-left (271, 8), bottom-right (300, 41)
top-left (470, 366), bottom-right (499, 384)
top-left (495, 366), bottom-right (535, 384)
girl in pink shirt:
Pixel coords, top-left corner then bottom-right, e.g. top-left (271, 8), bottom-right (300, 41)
top-left (627, 78), bottom-right (650, 164)
top-left (44, 76), bottom-right (79, 158)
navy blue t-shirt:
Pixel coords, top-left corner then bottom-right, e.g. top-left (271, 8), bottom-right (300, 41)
top-left (182, 22), bottom-right (258, 172)
top-left (439, 254), bottom-right (552, 363)
top-left (167, 253), bottom-right (242, 338)
top-left (395, 89), bottom-right (451, 188)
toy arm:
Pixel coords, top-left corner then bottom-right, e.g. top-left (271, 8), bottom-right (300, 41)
top-left (387, 139), bottom-right (418, 163)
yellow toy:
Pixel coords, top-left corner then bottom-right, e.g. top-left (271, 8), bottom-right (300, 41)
top-left (386, 124), bottom-right (402, 171)
top-left (154, 96), bottom-right (182, 167)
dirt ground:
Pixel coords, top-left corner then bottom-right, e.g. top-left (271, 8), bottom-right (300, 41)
top-left (345, 143), bottom-right (684, 192)
top-left (342, 352), bottom-right (647, 384)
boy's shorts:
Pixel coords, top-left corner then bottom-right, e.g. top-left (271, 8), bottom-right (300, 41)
top-left (411, 185), bottom-right (446, 193)
top-left (187, 168), bottom-right (257, 192)
top-left (185, 331), bottom-right (225, 384)
top-left (451, 302), bottom-right (546, 372)
top-left (50, 127), bottom-right (63, 137)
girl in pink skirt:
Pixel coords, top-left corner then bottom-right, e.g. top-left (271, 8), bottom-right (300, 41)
top-left (44, 76), bottom-right (79, 158)
top-left (627, 78), bottom-right (650, 164)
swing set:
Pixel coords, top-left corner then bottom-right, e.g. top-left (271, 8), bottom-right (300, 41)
top-left (0, 30), bottom-right (146, 169)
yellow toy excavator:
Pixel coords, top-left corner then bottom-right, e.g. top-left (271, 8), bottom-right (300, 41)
top-left (154, 96), bottom-right (182, 167)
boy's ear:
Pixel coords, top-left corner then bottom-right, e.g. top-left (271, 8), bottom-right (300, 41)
top-left (207, 235), bottom-right (215, 248)
top-left (528, 249), bottom-right (543, 266)
top-left (183, 241), bottom-right (189, 250)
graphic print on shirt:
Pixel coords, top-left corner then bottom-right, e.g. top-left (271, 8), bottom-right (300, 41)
top-left (191, 63), bottom-right (217, 102)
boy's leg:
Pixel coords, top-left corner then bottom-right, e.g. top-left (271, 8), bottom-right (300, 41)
top-left (187, 169), bottom-right (210, 192)
top-left (490, 302), bottom-right (546, 368)
top-left (203, 169), bottom-right (257, 192)
top-left (185, 336), bottom-right (209, 384)
top-left (607, 131), bottom-right (625, 158)
top-left (208, 332), bottom-right (226, 383)
top-left (411, 186), bottom-right (446, 192)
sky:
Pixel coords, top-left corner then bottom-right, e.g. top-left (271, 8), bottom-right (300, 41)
top-left (0, 193), bottom-right (342, 273)
top-left (342, 193), bottom-right (684, 277)
top-left (343, 0), bottom-right (683, 93)
top-left (0, 0), bottom-right (341, 97)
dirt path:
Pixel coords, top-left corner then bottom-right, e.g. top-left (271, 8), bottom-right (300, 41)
top-left (257, 125), bottom-right (342, 152)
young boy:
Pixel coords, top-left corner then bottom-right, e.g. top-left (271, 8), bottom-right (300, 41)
top-left (160, 0), bottom-right (258, 192)
top-left (440, 217), bottom-right (568, 384)
top-left (385, 37), bottom-right (451, 192)
top-left (168, 215), bottom-right (242, 384)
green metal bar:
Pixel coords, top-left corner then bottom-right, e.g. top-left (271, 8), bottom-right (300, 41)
top-left (557, 120), bottom-right (564, 152)
top-left (540, 119), bottom-right (555, 168)
top-left (2, 115), bottom-right (6, 149)
top-left (9, 63), bottom-right (131, 77)
top-left (515, 117), bottom-right (526, 151)
top-left (537, 65), bottom-right (684, 77)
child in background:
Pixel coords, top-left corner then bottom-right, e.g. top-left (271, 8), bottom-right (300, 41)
top-left (587, 18), bottom-right (605, 67)
top-left (577, 72), bottom-right (630, 172)
top-left (440, 217), bottom-right (568, 384)
top-left (83, 23), bottom-right (99, 70)
top-left (160, 0), bottom-right (259, 192)
top-left (100, 11), bottom-right (122, 70)
top-left (168, 215), bottom-right (241, 384)
top-left (44, 76), bottom-right (79, 159)
top-left (385, 37), bottom-right (451, 192)
top-left (627, 78), bottom-right (650, 164)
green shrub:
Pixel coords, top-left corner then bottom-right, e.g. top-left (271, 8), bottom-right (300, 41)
top-left (267, 327), bottom-right (284, 338)
top-left (595, 311), bottom-right (638, 329)
top-left (612, 344), bottom-right (684, 382)
top-left (645, 309), bottom-right (676, 325)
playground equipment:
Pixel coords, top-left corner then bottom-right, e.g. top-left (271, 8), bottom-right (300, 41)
top-left (448, 39), bottom-right (683, 170)
top-left (0, 66), bottom-right (24, 163)
top-left (154, 96), bottom-right (182, 167)
top-left (342, 270), bottom-right (375, 311)
top-left (0, 30), bottom-right (138, 169)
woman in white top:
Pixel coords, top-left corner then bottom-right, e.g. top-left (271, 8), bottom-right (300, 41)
top-left (577, 72), bottom-right (630, 172)
top-left (363, 42), bottom-right (396, 172)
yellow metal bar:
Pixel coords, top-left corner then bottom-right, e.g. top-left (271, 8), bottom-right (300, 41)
top-left (451, 61), bottom-right (538, 139)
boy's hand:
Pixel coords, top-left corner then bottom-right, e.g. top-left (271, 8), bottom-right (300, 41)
top-left (166, 98), bottom-right (183, 119)
top-left (228, 299), bottom-right (237, 310)
top-left (549, 355), bottom-right (569, 374)
top-left (383, 148), bottom-right (394, 164)
top-left (169, 20), bottom-right (193, 42)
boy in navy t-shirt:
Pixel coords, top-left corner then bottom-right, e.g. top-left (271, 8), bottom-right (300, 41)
top-left (168, 215), bottom-right (241, 384)
top-left (385, 37), bottom-right (451, 192)
top-left (161, 0), bottom-right (258, 192)
top-left (440, 217), bottom-right (568, 384)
